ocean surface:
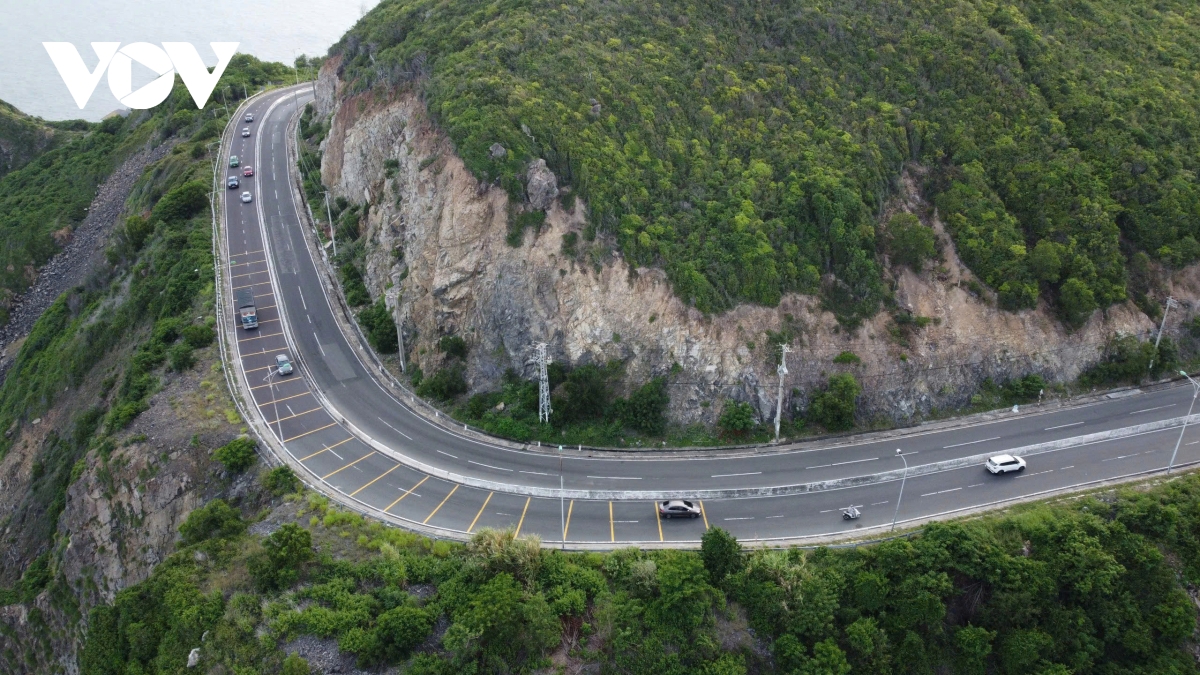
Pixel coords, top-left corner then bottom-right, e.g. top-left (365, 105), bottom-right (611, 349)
top-left (1, 0), bottom-right (380, 121)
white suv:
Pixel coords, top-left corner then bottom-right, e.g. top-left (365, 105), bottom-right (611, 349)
top-left (986, 454), bottom-right (1026, 474)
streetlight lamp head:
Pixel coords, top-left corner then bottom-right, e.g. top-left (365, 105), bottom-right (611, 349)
top-left (1182, 371), bottom-right (1189, 376)
top-left (896, 448), bottom-right (902, 455)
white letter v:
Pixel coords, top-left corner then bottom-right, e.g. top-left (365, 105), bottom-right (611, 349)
top-left (43, 42), bottom-right (121, 109)
top-left (164, 42), bottom-right (239, 109)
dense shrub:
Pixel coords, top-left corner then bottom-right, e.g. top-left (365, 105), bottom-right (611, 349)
top-left (357, 299), bottom-right (398, 354)
top-left (808, 373), bottom-right (861, 431)
top-left (717, 401), bottom-right (755, 438)
top-left (249, 523), bottom-right (313, 592)
top-left (416, 364), bottom-right (468, 402)
top-left (437, 335), bottom-right (468, 359)
top-left (214, 437), bottom-right (257, 473)
top-left (884, 213), bottom-right (937, 272)
top-left (264, 466), bottom-right (300, 496)
top-left (340, 263), bottom-right (371, 307)
top-left (179, 499), bottom-right (245, 545)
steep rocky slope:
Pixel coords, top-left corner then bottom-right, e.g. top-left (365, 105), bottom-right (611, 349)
top-left (314, 60), bottom-right (1194, 426)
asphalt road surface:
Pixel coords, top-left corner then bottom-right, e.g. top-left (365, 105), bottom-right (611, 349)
top-left (218, 86), bottom-right (1200, 547)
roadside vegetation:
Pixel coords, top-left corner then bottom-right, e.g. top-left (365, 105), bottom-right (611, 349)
top-left (71, 463), bottom-right (1200, 674)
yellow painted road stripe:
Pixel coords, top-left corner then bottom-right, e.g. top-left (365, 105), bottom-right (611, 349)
top-left (468, 492), bottom-right (493, 533)
top-left (655, 502), bottom-right (663, 542)
top-left (514, 496), bottom-right (532, 537)
top-left (257, 391), bottom-right (312, 407)
top-left (298, 437), bottom-right (353, 461)
top-left (265, 406), bottom-right (323, 425)
top-left (250, 377), bottom-right (305, 390)
top-left (284, 422), bottom-right (337, 442)
top-left (349, 462), bottom-right (401, 497)
top-left (700, 500), bottom-right (710, 530)
top-left (563, 500), bottom-right (574, 542)
top-left (424, 485), bottom-right (459, 524)
top-left (228, 259), bottom-right (266, 268)
top-left (230, 268), bottom-right (270, 279)
top-left (231, 280), bottom-right (274, 290)
top-left (230, 248), bottom-right (264, 257)
top-left (385, 475), bottom-right (428, 512)
top-left (322, 451), bottom-right (376, 480)
top-left (609, 501), bottom-right (614, 542)
top-left (238, 331), bottom-right (284, 343)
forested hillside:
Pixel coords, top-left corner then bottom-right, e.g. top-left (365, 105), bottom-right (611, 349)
top-left (74, 470), bottom-right (1200, 675)
top-left (0, 99), bottom-right (75, 180)
top-left (331, 0), bottom-right (1200, 325)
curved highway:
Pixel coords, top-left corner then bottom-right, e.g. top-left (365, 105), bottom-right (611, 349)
top-left (217, 85), bottom-right (1200, 547)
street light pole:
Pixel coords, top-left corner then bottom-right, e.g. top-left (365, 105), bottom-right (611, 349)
top-left (891, 448), bottom-right (908, 532)
top-left (559, 445), bottom-right (565, 551)
top-left (264, 367), bottom-right (282, 440)
top-left (1169, 371), bottom-right (1200, 475)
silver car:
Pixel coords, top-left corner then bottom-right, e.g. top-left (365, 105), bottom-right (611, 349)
top-left (658, 500), bottom-right (701, 519)
top-left (275, 354), bottom-right (294, 375)
top-left (241, 191), bottom-right (253, 203)
top-left (244, 112), bottom-right (254, 122)
top-left (242, 127), bottom-right (251, 137)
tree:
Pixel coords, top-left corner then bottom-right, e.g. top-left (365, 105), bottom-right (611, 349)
top-left (1028, 240), bottom-right (1063, 283)
top-left (263, 466), bottom-right (300, 495)
top-left (700, 527), bottom-right (743, 585)
top-left (250, 523), bottom-right (313, 592)
top-left (885, 213), bottom-right (936, 272)
top-left (807, 374), bottom-right (861, 431)
top-left (718, 401), bottom-right (756, 437)
top-left (615, 377), bottom-right (669, 434)
top-left (1059, 277), bottom-right (1097, 327)
top-left (374, 605), bottom-right (433, 661)
top-left (178, 499), bottom-right (245, 545)
top-left (281, 654), bottom-right (311, 675)
top-left (953, 625), bottom-right (995, 675)
top-left (214, 437), bottom-right (257, 472)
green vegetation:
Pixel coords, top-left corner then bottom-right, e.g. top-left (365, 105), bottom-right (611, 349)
top-left (357, 299), bottom-right (399, 354)
top-left (884, 213), bottom-right (937, 272)
top-left (717, 401), bottom-right (756, 438)
top-left (264, 466), bottom-right (301, 496)
top-left (0, 98), bottom-right (74, 180)
top-left (833, 351), bottom-right (862, 366)
top-left (1080, 335), bottom-right (1179, 388)
top-left (214, 437), bottom-right (258, 473)
top-left (77, 468), bottom-right (1200, 674)
top-left (454, 364), bottom-right (669, 446)
top-left (808, 373), bottom-right (862, 432)
top-left (332, 0), bottom-right (1200, 327)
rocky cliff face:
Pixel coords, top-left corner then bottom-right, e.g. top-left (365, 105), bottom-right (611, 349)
top-left (0, 338), bottom-right (246, 673)
top-left (315, 59), bottom-right (1197, 426)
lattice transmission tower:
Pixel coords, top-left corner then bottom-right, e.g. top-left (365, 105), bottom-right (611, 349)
top-left (535, 342), bottom-right (552, 423)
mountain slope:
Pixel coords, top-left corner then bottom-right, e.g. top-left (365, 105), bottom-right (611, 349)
top-left (332, 0), bottom-right (1200, 326)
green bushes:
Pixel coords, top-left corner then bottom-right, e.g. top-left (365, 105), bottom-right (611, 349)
top-left (437, 335), bottom-right (468, 359)
top-left (78, 469), bottom-right (1200, 674)
top-left (1079, 335), bottom-right (1175, 387)
top-left (214, 437), bottom-right (257, 473)
top-left (178, 499), bottom-right (245, 545)
top-left (357, 299), bottom-right (398, 354)
top-left (340, 263), bottom-right (370, 307)
top-left (416, 364), bottom-right (467, 402)
top-left (717, 401), bottom-right (755, 438)
top-left (264, 466), bottom-right (300, 495)
top-left (808, 373), bottom-right (861, 431)
top-left (249, 523), bottom-right (313, 592)
top-left (832, 351), bottom-right (862, 365)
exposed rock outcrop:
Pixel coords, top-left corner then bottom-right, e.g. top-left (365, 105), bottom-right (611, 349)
top-left (315, 60), bottom-right (1195, 426)
top-left (525, 159), bottom-right (559, 211)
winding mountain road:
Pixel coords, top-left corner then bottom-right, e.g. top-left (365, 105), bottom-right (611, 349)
top-left (215, 85), bottom-right (1200, 548)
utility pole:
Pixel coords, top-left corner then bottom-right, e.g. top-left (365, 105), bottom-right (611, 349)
top-left (324, 191), bottom-right (336, 258)
top-left (774, 344), bottom-right (792, 441)
top-left (1149, 296), bottom-right (1177, 373)
top-left (535, 343), bottom-right (552, 424)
